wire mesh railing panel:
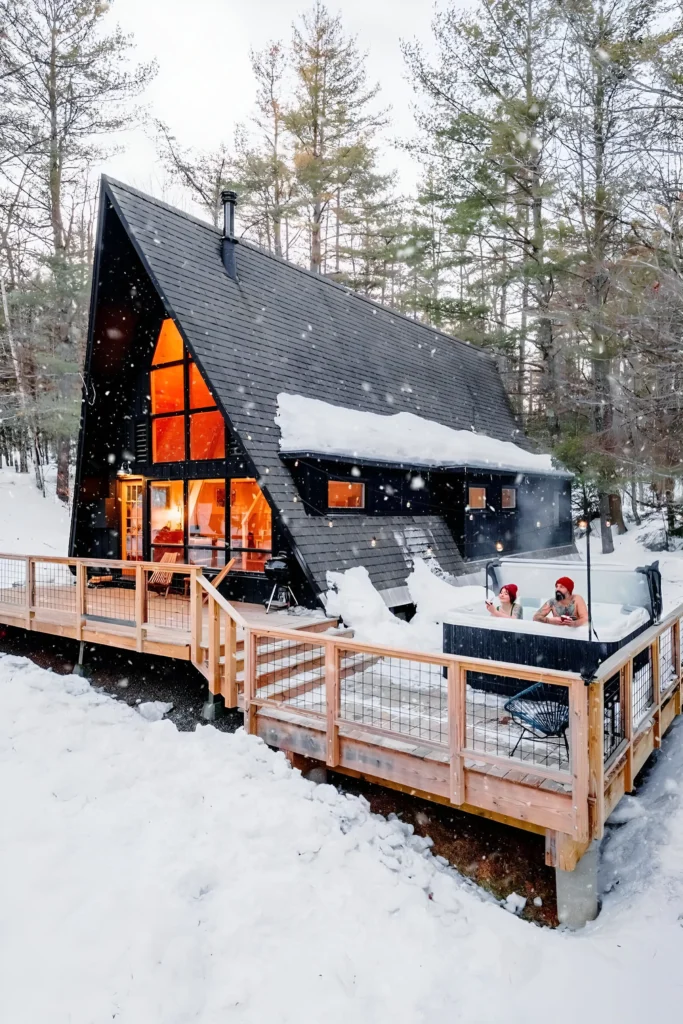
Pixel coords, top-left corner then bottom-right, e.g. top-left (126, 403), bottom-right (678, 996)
top-left (465, 672), bottom-right (571, 773)
top-left (632, 646), bottom-right (654, 729)
top-left (603, 672), bottom-right (624, 763)
top-left (255, 636), bottom-right (326, 714)
top-left (33, 561), bottom-right (77, 613)
top-left (659, 627), bottom-right (676, 693)
top-left (0, 556), bottom-right (26, 606)
top-left (84, 569), bottom-right (135, 626)
top-left (339, 653), bottom-right (447, 745)
top-left (146, 571), bottom-right (191, 633)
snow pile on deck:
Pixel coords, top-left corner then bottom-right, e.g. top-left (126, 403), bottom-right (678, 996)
top-left (3, 652), bottom-right (683, 1021)
top-left (326, 559), bottom-right (485, 650)
top-left (276, 392), bottom-right (558, 474)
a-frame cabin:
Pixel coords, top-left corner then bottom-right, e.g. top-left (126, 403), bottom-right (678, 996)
top-left (70, 178), bottom-right (573, 609)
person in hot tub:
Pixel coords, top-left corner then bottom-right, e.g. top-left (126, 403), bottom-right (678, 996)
top-left (533, 576), bottom-right (588, 627)
top-left (485, 584), bottom-right (523, 619)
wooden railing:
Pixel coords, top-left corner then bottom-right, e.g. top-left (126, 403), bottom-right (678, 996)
top-left (589, 607), bottom-right (682, 838)
top-left (0, 552), bottom-right (203, 656)
top-left (1, 551), bottom-right (681, 868)
top-left (237, 605), bottom-right (683, 865)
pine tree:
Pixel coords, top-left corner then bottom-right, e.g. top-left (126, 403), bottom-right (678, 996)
top-left (286, 1), bottom-right (387, 273)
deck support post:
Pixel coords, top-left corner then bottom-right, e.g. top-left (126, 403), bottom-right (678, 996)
top-left (73, 639), bottom-right (87, 677)
top-left (202, 690), bottom-right (225, 721)
top-left (555, 839), bottom-right (600, 929)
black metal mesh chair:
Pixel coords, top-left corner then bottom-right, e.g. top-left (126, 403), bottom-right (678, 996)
top-left (504, 682), bottom-right (570, 759)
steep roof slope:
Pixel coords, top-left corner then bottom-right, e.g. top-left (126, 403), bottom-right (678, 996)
top-left (103, 177), bottom-right (531, 594)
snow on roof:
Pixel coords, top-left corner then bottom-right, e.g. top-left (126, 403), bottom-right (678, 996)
top-left (276, 393), bottom-right (563, 475)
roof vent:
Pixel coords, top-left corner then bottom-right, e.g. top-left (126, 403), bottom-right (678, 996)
top-left (221, 189), bottom-right (238, 280)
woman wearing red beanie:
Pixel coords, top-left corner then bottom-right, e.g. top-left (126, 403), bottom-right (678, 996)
top-left (486, 583), bottom-right (523, 619)
top-left (533, 575), bottom-right (589, 627)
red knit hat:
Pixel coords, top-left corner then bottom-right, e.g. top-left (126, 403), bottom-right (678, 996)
top-left (501, 584), bottom-right (518, 601)
top-left (556, 576), bottom-right (575, 595)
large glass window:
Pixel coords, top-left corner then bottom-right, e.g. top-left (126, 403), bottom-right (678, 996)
top-left (230, 478), bottom-right (272, 572)
top-left (328, 480), bottom-right (365, 509)
top-left (150, 480), bottom-right (185, 562)
top-left (150, 318), bottom-right (226, 464)
top-left (188, 479), bottom-right (226, 568)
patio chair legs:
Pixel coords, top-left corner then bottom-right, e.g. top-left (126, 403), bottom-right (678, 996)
top-left (510, 726), bottom-right (570, 762)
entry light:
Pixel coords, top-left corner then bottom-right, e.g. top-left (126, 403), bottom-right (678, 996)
top-left (371, 537), bottom-right (377, 548)
top-left (495, 542), bottom-right (504, 552)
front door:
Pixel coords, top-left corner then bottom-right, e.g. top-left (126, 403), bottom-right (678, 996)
top-left (119, 478), bottom-right (144, 567)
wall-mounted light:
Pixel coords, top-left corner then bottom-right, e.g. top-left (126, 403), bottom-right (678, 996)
top-left (495, 541), bottom-right (504, 552)
top-left (371, 537), bottom-right (377, 548)
top-left (426, 546), bottom-right (432, 557)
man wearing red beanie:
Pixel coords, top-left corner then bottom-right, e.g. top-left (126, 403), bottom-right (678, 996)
top-left (533, 575), bottom-right (588, 627)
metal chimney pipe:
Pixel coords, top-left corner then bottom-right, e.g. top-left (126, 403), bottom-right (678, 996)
top-left (220, 189), bottom-right (238, 280)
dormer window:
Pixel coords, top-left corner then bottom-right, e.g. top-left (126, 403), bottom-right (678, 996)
top-left (150, 318), bottom-right (225, 463)
top-left (328, 480), bottom-right (365, 509)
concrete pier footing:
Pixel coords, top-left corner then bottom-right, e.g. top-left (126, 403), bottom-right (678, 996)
top-left (556, 840), bottom-right (600, 928)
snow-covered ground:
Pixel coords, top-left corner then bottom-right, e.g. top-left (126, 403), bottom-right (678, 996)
top-left (2, 469), bottom-right (683, 1020)
top-left (0, 464), bottom-right (71, 556)
top-left (1, 652), bottom-right (683, 1023)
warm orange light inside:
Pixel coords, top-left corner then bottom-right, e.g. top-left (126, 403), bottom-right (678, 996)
top-left (150, 480), bottom-right (184, 560)
top-left (230, 478), bottom-right (272, 571)
top-left (189, 363), bottom-right (214, 409)
top-left (151, 364), bottom-right (184, 414)
top-left (328, 481), bottom-right (365, 509)
top-left (153, 318), bottom-right (184, 365)
top-left (468, 487), bottom-right (487, 509)
top-left (152, 416), bottom-right (185, 462)
top-left (190, 411), bottom-right (225, 460)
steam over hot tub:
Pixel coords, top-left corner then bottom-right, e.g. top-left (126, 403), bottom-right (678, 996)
top-left (443, 558), bottom-right (662, 688)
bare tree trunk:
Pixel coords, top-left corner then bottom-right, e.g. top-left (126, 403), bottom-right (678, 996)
top-left (630, 475), bottom-right (641, 525)
top-left (599, 492), bottom-right (614, 553)
top-left (609, 493), bottom-right (627, 535)
top-left (56, 436), bottom-right (70, 503)
top-left (1, 273), bottom-right (44, 491)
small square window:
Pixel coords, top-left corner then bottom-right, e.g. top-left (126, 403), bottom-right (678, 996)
top-left (468, 486), bottom-right (486, 510)
top-left (502, 487), bottom-right (517, 509)
top-left (328, 480), bottom-right (365, 509)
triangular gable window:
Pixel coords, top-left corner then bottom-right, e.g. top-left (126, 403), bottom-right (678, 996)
top-left (150, 318), bottom-right (225, 463)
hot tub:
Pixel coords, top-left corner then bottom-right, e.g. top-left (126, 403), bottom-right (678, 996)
top-left (443, 558), bottom-right (661, 687)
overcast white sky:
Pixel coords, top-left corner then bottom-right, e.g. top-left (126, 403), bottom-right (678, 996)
top-left (99, 0), bottom-right (450, 215)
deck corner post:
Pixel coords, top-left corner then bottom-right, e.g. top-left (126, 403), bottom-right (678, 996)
top-left (622, 660), bottom-right (634, 792)
top-left (134, 564), bottom-right (146, 652)
top-left (243, 629), bottom-right (258, 735)
top-left (569, 679), bottom-right (590, 843)
top-left (325, 641), bottom-right (340, 768)
top-left (25, 557), bottom-right (33, 623)
top-left (447, 660), bottom-right (465, 806)
top-left (207, 596), bottom-right (220, 696)
top-left (555, 838), bottom-right (600, 929)
top-left (652, 638), bottom-right (661, 748)
top-left (190, 569), bottom-right (202, 667)
top-left (224, 615), bottom-right (238, 709)
top-left (75, 561), bottom-right (86, 640)
top-left (587, 680), bottom-right (605, 840)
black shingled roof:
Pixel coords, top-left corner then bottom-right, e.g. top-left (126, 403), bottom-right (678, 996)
top-left (103, 176), bottom-right (537, 596)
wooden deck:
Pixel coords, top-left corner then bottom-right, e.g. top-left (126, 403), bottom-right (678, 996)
top-left (1, 551), bottom-right (681, 872)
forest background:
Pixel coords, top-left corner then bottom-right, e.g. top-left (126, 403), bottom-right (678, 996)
top-left (2, 0), bottom-right (683, 553)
